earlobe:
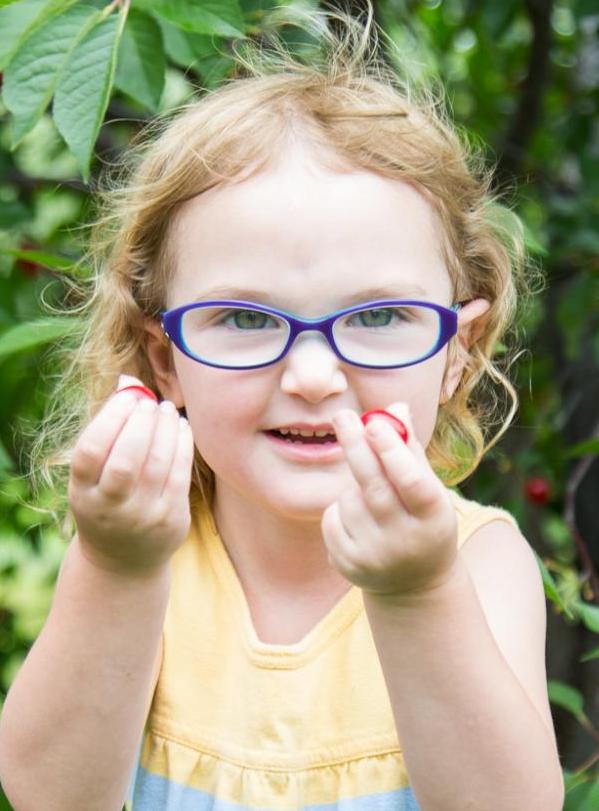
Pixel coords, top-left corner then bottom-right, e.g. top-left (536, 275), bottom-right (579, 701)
top-left (143, 318), bottom-right (185, 407)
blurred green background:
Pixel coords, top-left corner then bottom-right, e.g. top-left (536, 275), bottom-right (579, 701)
top-left (1, 0), bottom-right (598, 807)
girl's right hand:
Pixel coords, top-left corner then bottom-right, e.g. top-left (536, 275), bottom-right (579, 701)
top-left (67, 376), bottom-right (195, 578)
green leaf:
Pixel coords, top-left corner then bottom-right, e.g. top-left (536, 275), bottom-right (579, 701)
top-left (563, 775), bottom-right (599, 811)
top-left (575, 600), bottom-right (599, 634)
top-left (565, 438), bottom-right (599, 459)
top-left (4, 248), bottom-right (77, 271)
top-left (114, 8), bottom-right (165, 112)
top-left (137, 0), bottom-right (246, 38)
top-left (535, 552), bottom-right (574, 618)
top-left (547, 679), bottom-right (586, 721)
top-left (0, 437), bottom-right (15, 474)
top-left (0, 317), bottom-right (80, 359)
top-left (0, 199), bottom-right (30, 228)
top-left (485, 201), bottom-right (529, 253)
top-left (0, 0), bottom-right (46, 70)
top-left (3, 4), bottom-right (99, 149)
top-left (579, 645), bottom-right (599, 663)
top-left (583, 781), bottom-right (599, 811)
top-left (157, 17), bottom-right (234, 87)
top-left (0, 784), bottom-right (16, 810)
top-left (521, 218), bottom-right (548, 256)
top-left (480, 0), bottom-right (518, 40)
top-left (0, 0), bottom-right (79, 70)
top-left (53, 5), bottom-right (127, 183)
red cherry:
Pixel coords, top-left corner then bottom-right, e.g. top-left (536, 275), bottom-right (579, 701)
top-left (116, 385), bottom-right (158, 403)
top-left (525, 477), bottom-right (551, 505)
top-left (15, 240), bottom-right (42, 278)
top-left (361, 409), bottom-right (409, 443)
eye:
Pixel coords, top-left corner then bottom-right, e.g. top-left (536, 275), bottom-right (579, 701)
top-left (223, 309), bottom-right (280, 330)
top-left (346, 307), bottom-right (413, 328)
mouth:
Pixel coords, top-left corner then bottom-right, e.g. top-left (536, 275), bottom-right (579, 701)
top-left (265, 429), bottom-right (338, 445)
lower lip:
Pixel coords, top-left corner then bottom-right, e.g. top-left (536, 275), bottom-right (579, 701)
top-left (263, 431), bottom-right (344, 462)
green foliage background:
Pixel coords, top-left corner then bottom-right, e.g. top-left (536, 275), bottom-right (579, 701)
top-left (0, 0), bottom-right (598, 807)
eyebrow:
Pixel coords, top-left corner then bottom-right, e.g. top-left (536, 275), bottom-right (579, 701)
top-left (191, 284), bottom-right (429, 306)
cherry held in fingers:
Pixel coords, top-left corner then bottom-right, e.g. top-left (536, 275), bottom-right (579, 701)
top-left (361, 409), bottom-right (409, 443)
top-left (117, 385), bottom-right (159, 403)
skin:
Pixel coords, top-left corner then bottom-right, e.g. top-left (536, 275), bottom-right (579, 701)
top-left (144, 142), bottom-right (490, 613)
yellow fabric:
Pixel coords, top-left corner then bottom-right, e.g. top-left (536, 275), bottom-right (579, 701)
top-left (127, 487), bottom-right (518, 809)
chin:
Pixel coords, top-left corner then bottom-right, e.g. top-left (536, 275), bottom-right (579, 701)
top-left (257, 485), bottom-right (344, 522)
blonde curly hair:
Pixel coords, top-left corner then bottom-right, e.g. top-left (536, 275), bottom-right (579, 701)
top-left (25, 2), bottom-right (536, 538)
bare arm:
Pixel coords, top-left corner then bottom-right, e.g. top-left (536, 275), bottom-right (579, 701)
top-left (0, 378), bottom-right (192, 810)
top-left (0, 535), bottom-right (169, 811)
top-left (363, 534), bottom-right (564, 811)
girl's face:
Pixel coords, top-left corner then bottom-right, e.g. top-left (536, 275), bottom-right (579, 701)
top-left (145, 147), bottom-right (489, 521)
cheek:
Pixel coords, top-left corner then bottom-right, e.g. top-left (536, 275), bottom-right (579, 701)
top-left (356, 358), bottom-right (445, 448)
top-left (173, 360), bottom-right (268, 446)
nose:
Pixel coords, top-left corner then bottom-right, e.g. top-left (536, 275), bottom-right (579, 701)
top-left (279, 332), bottom-right (348, 402)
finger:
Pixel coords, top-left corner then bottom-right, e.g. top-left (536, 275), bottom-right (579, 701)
top-left (335, 485), bottom-right (382, 545)
top-left (383, 401), bottom-right (429, 464)
top-left (98, 398), bottom-right (161, 498)
top-left (364, 418), bottom-right (443, 518)
top-left (331, 409), bottom-right (399, 518)
top-left (70, 390), bottom-right (140, 487)
top-left (161, 417), bottom-right (195, 502)
top-left (321, 501), bottom-right (360, 577)
top-left (137, 400), bottom-right (183, 500)
top-left (116, 384), bottom-right (159, 403)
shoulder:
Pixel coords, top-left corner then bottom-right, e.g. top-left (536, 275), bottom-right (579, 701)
top-left (446, 487), bottom-right (520, 550)
top-left (446, 489), bottom-right (542, 642)
top-left (446, 489), bottom-right (556, 740)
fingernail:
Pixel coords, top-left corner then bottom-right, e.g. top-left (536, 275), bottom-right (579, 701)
top-left (137, 397), bottom-right (156, 412)
top-left (333, 411), bottom-right (355, 431)
top-left (117, 373), bottom-right (138, 390)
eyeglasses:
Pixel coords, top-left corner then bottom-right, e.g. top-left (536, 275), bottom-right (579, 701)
top-left (159, 299), bottom-right (461, 370)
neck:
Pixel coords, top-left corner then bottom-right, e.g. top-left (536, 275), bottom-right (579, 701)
top-left (211, 483), bottom-right (351, 604)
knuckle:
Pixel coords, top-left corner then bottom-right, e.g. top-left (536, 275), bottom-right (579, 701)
top-left (73, 441), bottom-right (102, 466)
top-left (397, 471), bottom-right (423, 490)
top-left (105, 462), bottom-right (137, 482)
top-left (365, 479), bottom-right (393, 504)
top-left (146, 447), bottom-right (171, 468)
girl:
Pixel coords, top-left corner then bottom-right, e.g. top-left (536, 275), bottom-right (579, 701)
top-left (0, 5), bottom-right (564, 811)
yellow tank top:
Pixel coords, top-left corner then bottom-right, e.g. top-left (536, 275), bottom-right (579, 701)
top-left (126, 487), bottom-right (518, 810)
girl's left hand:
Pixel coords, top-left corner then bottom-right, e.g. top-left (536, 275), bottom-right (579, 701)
top-left (322, 403), bottom-right (460, 600)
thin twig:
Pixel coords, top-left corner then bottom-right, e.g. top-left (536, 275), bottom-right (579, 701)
top-left (564, 418), bottom-right (599, 606)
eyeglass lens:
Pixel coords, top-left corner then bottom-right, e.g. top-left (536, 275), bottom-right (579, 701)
top-left (180, 304), bottom-right (442, 368)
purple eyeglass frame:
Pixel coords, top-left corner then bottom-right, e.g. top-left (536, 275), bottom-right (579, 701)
top-left (159, 299), bottom-right (462, 370)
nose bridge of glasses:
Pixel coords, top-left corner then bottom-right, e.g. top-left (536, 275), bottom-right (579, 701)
top-left (286, 313), bottom-right (339, 355)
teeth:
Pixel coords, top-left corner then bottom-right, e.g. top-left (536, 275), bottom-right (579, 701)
top-left (277, 428), bottom-right (335, 438)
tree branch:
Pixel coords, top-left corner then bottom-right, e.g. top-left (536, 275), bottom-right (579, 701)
top-left (495, 0), bottom-right (554, 189)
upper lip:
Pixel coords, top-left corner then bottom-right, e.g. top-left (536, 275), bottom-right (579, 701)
top-left (268, 422), bottom-right (337, 434)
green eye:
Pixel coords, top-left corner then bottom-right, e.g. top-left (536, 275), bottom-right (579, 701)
top-left (223, 310), bottom-right (280, 329)
top-left (355, 308), bottom-right (393, 327)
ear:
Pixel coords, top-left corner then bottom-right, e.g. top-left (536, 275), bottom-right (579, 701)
top-left (143, 318), bottom-right (186, 408)
top-left (439, 298), bottom-right (491, 405)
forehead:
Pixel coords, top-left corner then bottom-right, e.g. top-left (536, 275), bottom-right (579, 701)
top-left (168, 152), bottom-right (452, 310)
